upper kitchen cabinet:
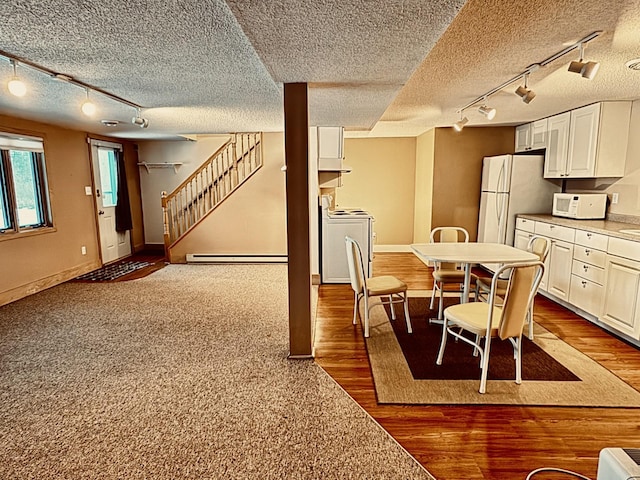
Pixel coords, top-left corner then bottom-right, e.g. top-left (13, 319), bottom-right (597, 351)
top-left (544, 112), bottom-right (571, 178)
top-left (515, 119), bottom-right (547, 152)
top-left (563, 101), bottom-right (631, 178)
top-left (317, 126), bottom-right (345, 171)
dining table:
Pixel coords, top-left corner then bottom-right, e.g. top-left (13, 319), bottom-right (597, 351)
top-left (410, 242), bottom-right (539, 304)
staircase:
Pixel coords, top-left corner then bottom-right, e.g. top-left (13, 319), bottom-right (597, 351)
top-left (161, 133), bottom-right (262, 254)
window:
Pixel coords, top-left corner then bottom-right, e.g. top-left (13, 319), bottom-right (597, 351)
top-left (97, 147), bottom-right (118, 208)
top-left (0, 133), bottom-right (52, 234)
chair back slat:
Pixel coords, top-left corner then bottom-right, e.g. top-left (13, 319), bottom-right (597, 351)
top-left (498, 264), bottom-right (540, 340)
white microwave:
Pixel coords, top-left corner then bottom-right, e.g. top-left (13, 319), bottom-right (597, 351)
top-left (552, 193), bottom-right (607, 219)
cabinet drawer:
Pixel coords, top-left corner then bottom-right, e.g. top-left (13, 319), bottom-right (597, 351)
top-left (608, 237), bottom-right (640, 262)
top-left (573, 246), bottom-right (606, 268)
top-left (572, 260), bottom-right (605, 285)
top-left (574, 229), bottom-right (608, 250)
top-left (516, 217), bottom-right (535, 233)
top-left (569, 275), bottom-right (603, 317)
top-left (534, 222), bottom-right (575, 242)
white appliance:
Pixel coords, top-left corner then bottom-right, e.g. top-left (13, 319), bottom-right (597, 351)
top-left (596, 448), bottom-right (640, 480)
top-left (320, 195), bottom-right (374, 283)
top-left (477, 154), bottom-right (560, 271)
top-left (552, 193), bottom-right (607, 219)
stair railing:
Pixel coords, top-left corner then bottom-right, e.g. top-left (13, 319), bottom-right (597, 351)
top-left (161, 133), bottom-right (262, 250)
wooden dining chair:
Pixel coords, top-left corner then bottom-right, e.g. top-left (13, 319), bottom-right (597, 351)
top-left (436, 261), bottom-right (544, 394)
top-left (345, 236), bottom-right (412, 338)
top-left (474, 235), bottom-right (549, 339)
top-left (429, 227), bottom-right (471, 322)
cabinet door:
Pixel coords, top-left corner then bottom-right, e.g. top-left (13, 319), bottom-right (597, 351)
top-left (569, 275), bottom-right (603, 317)
top-left (515, 124), bottom-right (531, 152)
top-left (514, 229), bottom-right (532, 251)
top-left (567, 103), bottom-right (600, 178)
top-left (600, 255), bottom-right (640, 339)
top-left (317, 126), bottom-right (343, 160)
top-left (544, 112), bottom-right (570, 178)
top-left (547, 239), bottom-right (574, 301)
top-left (531, 119), bottom-right (548, 149)
top-left (536, 234), bottom-right (552, 292)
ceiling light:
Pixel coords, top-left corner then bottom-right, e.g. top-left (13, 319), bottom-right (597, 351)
top-left (515, 73), bottom-right (536, 104)
top-left (568, 43), bottom-right (600, 79)
top-left (81, 89), bottom-right (96, 116)
top-left (478, 104), bottom-right (496, 120)
top-left (7, 60), bottom-right (27, 97)
top-left (453, 112), bottom-right (469, 132)
top-left (131, 108), bottom-right (149, 128)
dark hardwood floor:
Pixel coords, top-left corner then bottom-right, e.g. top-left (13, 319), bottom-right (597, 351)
top-left (314, 252), bottom-right (640, 480)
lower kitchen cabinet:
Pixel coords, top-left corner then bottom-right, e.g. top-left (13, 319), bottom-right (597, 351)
top-left (546, 239), bottom-right (574, 301)
top-left (569, 276), bottom-right (603, 317)
top-left (600, 254), bottom-right (640, 339)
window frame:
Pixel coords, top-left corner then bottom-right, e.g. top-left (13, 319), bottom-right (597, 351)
top-left (0, 132), bottom-right (53, 238)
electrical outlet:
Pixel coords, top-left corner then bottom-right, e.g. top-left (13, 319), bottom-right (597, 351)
top-left (81, 246), bottom-right (87, 255)
top-left (612, 193), bottom-right (619, 204)
top-left (85, 186), bottom-right (92, 196)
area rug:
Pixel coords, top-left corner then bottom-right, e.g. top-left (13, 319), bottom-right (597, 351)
top-left (364, 292), bottom-right (640, 406)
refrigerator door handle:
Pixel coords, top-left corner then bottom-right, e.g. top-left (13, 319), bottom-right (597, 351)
top-left (496, 161), bottom-right (505, 193)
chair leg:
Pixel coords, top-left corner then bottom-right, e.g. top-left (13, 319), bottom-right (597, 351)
top-left (437, 284), bottom-right (444, 320)
top-left (430, 282), bottom-right (437, 309)
top-left (363, 295), bottom-right (370, 338)
top-left (479, 336), bottom-right (492, 394)
top-left (389, 294), bottom-right (396, 320)
top-left (514, 337), bottom-right (522, 385)
top-left (436, 320), bottom-right (449, 365)
top-left (527, 304), bottom-right (535, 340)
top-left (403, 292), bottom-right (412, 334)
top-left (352, 292), bottom-right (359, 325)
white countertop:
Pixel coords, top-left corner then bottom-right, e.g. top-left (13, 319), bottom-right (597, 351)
top-left (518, 214), bottom-right (640, 242)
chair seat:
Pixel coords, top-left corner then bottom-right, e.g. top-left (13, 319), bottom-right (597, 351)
top-left (367, 275), bottom-right (407, 296)
top-left (476, 276), bottom-right (508, 295)
top-left (443, 302), bottom-right (503, 337)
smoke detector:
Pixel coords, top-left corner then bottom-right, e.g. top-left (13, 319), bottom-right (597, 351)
top-left (625, 58), bottom-right (640, 70)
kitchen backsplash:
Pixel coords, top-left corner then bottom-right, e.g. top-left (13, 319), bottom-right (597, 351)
top-left (607, 213), bottom-right (640, 225)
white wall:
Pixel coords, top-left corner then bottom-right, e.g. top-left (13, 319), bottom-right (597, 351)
top-left (137, 135), bottom-right (230, 244)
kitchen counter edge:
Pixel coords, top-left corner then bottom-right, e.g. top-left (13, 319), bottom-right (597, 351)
top-left (517, 214), bottom-right (640, 242)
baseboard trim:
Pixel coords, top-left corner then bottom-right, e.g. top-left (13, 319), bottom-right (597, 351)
top-left (373, 244), bottom-right (412, 253)
top-left (186, 254), bottom-right (288, 264)
top-left (0, 260), bottom-right (101, 307)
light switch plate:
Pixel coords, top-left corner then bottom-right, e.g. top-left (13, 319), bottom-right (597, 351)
top-left (85, 186), bottom-right (92, 196)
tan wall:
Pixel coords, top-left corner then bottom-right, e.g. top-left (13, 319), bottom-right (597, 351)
top-left (168, 132), bottom-right (287, 262)
top-left (338, 137), bottom-right (417, 245)
top-left (0, 114), bottom-right (143, 306)
top-left (432, 127), bottom-right (515, 241)
top-left (566, 99), bottom-right (640, 217)
top-left (414, 129), bottom-right (435, 243)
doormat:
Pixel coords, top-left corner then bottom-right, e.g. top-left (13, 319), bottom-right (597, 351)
top-left (74, 260), bottom-right (155, 282)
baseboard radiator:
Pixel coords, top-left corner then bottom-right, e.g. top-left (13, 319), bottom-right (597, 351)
top-left (597, 448), bottom-right (640, 480)
top-left (186, 254), bottom-right (287, 264)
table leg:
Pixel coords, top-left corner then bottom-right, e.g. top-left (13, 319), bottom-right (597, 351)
top-left (462, 264), bottom-right (471, 303)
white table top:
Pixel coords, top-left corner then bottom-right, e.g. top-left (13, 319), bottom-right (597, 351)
top-left (411, 242), bottom-right (539, 264)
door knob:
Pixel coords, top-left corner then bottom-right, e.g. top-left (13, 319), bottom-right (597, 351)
top-left (98, 210), bottom-right (105, 215)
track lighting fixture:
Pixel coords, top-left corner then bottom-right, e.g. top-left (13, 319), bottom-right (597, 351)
top-left (478, 104), bottom-right (496, 120)
top-left (131, 108), bottom-right (149, 128)
top-left (7, 60), bottom-right (27, 97)
top-left (515, 73), bottom-right (536, 104)
top-left (568, 43), bottom-right (600, 80)
top-left (81, 88), bottom-right (96, 116)
top-left (453, 112), bottom-right (469, 132)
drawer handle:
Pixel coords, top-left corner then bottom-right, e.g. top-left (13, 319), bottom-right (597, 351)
top-left (582, 281), bottom-right (587, 288)
top-left (585, 249), bottom-right (591, 255)
top-left (583, 265), bottom-right (589, 272)
top-left (586, 233), bottom-right (592, 238)
top-left (550, 225), bottom-right (555, 229)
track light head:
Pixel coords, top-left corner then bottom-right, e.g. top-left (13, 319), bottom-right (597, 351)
top-left (568, 43), bottom-right (600, 79)
top-left (453, 116), bottom-right (469, 132)
top-left (132, 116), bottom-right (149, 128)
top-left (7, 60), bottom-right (27, 97)
top-left (478, 104), bottom-right (496, 120)
top-left (515, 85), bottom-right (536, 104)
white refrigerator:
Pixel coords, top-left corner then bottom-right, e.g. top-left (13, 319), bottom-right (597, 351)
top-left (477, 154), bottom-right (560, 270)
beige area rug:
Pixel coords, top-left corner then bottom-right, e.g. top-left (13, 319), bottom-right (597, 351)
top-left (0, 265), bottom-right (432, 480)
top-left (365, 292), bottom-right (640, 406)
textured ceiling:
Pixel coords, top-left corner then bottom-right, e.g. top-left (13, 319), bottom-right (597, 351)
top-left (1, 0), bottom-right (640, 140)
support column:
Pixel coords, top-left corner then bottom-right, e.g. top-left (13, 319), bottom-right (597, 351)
top-left (284, 83), bottom-right (313, 358)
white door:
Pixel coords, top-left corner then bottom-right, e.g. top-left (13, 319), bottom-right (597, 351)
top-left (90, 140), bottom-right (131, 264)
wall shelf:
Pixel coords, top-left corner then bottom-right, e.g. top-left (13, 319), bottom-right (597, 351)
top-left (137, 162), bottom-right (183, 174)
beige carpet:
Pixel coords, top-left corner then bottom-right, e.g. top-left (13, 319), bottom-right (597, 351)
top-left (0, 265), bottom-right (432, 480)
top-left (365, 292), bottom-right (640, 406)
